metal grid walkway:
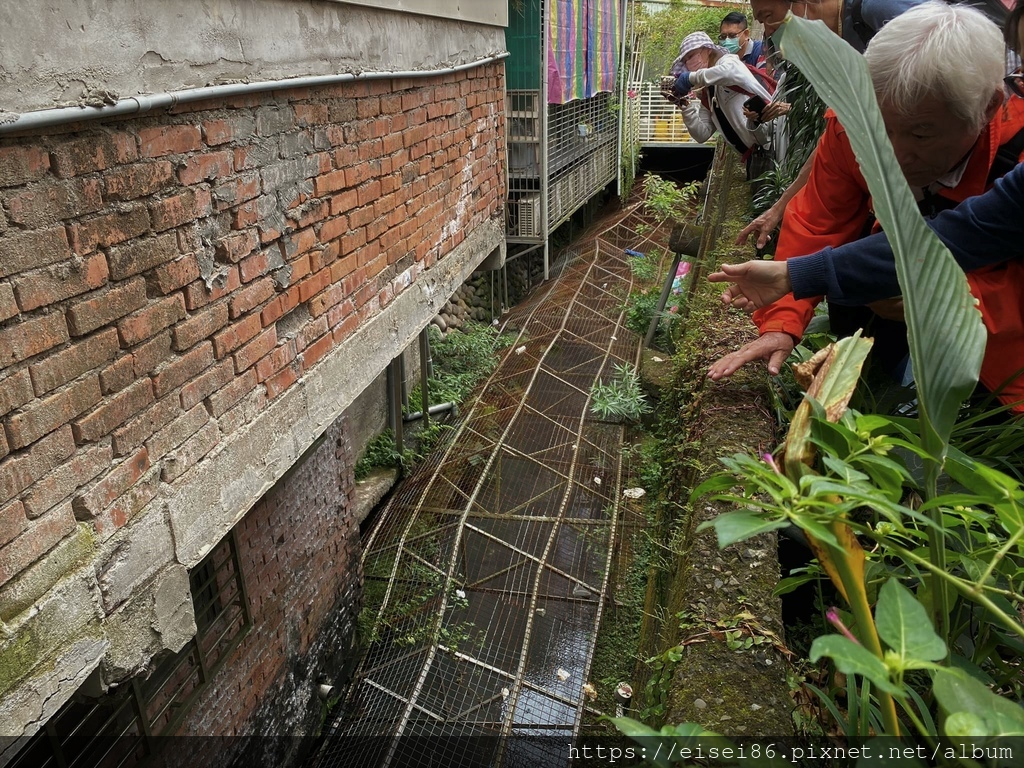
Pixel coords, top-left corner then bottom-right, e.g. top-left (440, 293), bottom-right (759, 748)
top-left (316, 210), bottom-right (655, 768)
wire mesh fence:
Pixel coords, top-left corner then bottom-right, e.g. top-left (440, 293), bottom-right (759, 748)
top-left (315, 209), bottom-right (656, 768)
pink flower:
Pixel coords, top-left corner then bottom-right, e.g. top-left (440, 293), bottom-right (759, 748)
top-left (763, 452), bottom-right (781, 474)
top-left (826, 607), bottom-right (860, 645)
top-left (628, 89), bottom-right (637, 99)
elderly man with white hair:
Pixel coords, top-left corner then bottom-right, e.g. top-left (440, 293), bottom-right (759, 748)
top-left (707, 0), bottom-right (1024, 383)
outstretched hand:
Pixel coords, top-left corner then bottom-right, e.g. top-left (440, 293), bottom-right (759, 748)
top-left (735, 204), bottom-right (783, 250)
top-left (707, 261), bottom-right (792, 312)
top-left (707, 332), bottom-right (796, 380)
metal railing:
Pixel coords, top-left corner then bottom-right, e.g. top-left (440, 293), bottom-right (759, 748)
top-left (629, 81), bottom-right (699, 147)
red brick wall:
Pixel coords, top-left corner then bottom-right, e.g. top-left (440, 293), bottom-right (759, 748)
top-left (0, 64), bottom-right (503, 584)
top-left (170, 413), bottom-right (360, 764)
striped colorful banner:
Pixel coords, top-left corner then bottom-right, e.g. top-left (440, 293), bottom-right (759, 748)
top-left (548, 0), bottom-right (621, 104)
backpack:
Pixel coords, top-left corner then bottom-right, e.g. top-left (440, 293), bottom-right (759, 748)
top-left (850, 0), bottom-right (1010, 47)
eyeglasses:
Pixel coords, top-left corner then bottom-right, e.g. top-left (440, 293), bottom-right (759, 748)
top-left (1006, 73), bottom-right (1024, 99)
top-left (718, 31), bottom-right (743, 40)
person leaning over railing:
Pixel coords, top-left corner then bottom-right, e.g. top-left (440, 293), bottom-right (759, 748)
top-left (661, 31), bottom-right (776, 179)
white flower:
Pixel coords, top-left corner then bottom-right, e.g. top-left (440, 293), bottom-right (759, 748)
top-left (455, 589), bottom-right (466, 600)
top-left (593, 476), bottom-right (602, 486)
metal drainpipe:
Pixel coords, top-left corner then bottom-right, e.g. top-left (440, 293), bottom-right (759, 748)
top-left (0, 54), bottom-right (509, 136)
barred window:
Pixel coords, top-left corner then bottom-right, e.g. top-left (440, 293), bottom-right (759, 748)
top-left (9, 530), bottom-right (251, 768)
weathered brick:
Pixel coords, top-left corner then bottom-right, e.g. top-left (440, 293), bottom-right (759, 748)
top-left (202, 115), bottom-right (256, 146)
top-left (211, 312), bottom-right (261, 358)
top-left (232, 327), bottom-right (276, 373)
top-left (255, 106), bottom-right (295, 137)
top-left (152, 342), bottom-right (214, 399)
top-left (70, 205), bottom-right (151, 253)
top-left (0, 502), bottom-right (76, 587)
top-left (301, 332), bottom-right (333, 370)
top-left (12, 252), bottom-right (109, 312)
top-left (21, 443), bottom-right (111, 518)
top-left (99, 353), bottom-right (136, 395)
top-left (111, 396), bottom-right (178, 457)
top-left (255, 339), bottom-right (296, 383)
top-left (73, 447), bottom-right (149, 519)
top-left (179, 359), bottom-right (234, 411)
top-left (229, 277), bottom-right (276, 319)
top-left (118, 294), bottom-right (186, 346)
top-left (177, 151), bottom-right (233, 185)
top-left (0, 500), bottom-right (26, 548)
top-left (5, 375), bottom-right (101, 449)
top-left (0, 313), bottom-right (69, 367)
top-left (89, 467), bottom-right (159, 539)
top-left (207, 368), bottom-right (257, 418)
top-left (239, 249), bottom-right (284, 284)
top-left (172, 302), bottom-right (229, 352)
top-left (50, 134), bottom-right (120, 178)
top-left (216, 230), bottom-right (259, 264)
top-left (0, 427), bottom-right (75, 504)
top-left (214, 385), bottom-right (266, 435)
top-left (264, 364), bottom-right (298, 400)
top-left (5, 179), bottom-right (104, 227)
top-left (139, 124), bottom-right (203, 158)
top-left (0, 283), bottom-right (17, 323)
top-left (150, 187), bottom-right (212, 232)
top-left (131, 331), bottom-right (173, 378)
top-left (0, 370), bottom-right (34, 418)
top-left (65, 277), bottom-right (147, 337)
top-left (161, 421), bottom-right (219, 482)
top-left (106, 231), bottom-right (181, 282)
top-left (29, 327), bottom-right (120, 396)
top-left (183, 265), bottom-right (240, 310)
top-left (212, 172), bottom-right (261, 210)
top-left (0, 145), bottom-right (50, 187)
top-left (0, 428), bottom-right (6, 459)
top-left (0, 227), bottom-right (72, 279)
top-left (73, 378), bottom-right (154, 443)
top-left (147, 254), bottom-right (201, 296)
top-left (145, 403), bottom-right (209, 461)
top-left (104, 161), bottom-right (175, 201)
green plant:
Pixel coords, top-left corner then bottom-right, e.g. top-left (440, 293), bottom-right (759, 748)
top-left (590, 363), bottom-right (652, 421)
top-left (628, 249), bottom-right (661, 283)
top-left (615, 18), bottom-right (1024, 751)
top-left (355, 430), bottom-right (401, 479)
top-left (640, 175), bottom-right (698, 224)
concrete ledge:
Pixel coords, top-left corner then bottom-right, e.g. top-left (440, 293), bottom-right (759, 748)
top-left (168, 216), bottom-right (505, 567)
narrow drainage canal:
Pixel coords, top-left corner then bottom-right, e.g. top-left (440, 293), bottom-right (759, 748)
top-left (312, 210), bottom-right (645, 768)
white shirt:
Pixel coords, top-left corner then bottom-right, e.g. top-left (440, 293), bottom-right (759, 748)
top-left (678, 54), bottom-right (773, 152)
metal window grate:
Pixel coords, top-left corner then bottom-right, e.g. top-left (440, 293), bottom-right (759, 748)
top-left (8, 530), bottom-right (252, 768)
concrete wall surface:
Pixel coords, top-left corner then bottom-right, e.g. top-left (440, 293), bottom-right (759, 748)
top-left (0, 54), bottom-right (507, 750)
top-left (0, 0), bottom-right (507, 114)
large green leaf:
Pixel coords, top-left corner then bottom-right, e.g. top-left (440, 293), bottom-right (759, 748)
top-left (809, 634), bottom-right (902, 694)
top-left (774, 18), bottom-right (987, 478)
top-left (874, 579), bottom-right (947, 667)
top-left (932, 667), bottom-right (1024, 736)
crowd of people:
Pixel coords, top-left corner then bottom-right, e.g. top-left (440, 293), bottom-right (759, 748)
top-left (663, 0), bottom-right (1024, 417)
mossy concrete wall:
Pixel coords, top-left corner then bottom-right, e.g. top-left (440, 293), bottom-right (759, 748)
top-left (639, 147), bottom-right (793, 737)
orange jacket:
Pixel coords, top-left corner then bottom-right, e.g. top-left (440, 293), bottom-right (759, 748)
top-left (753, 101), bottom-right (1024, 413)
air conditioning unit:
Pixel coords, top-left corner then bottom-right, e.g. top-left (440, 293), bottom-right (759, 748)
top-left (508, 193), bottom-right (542, 238)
